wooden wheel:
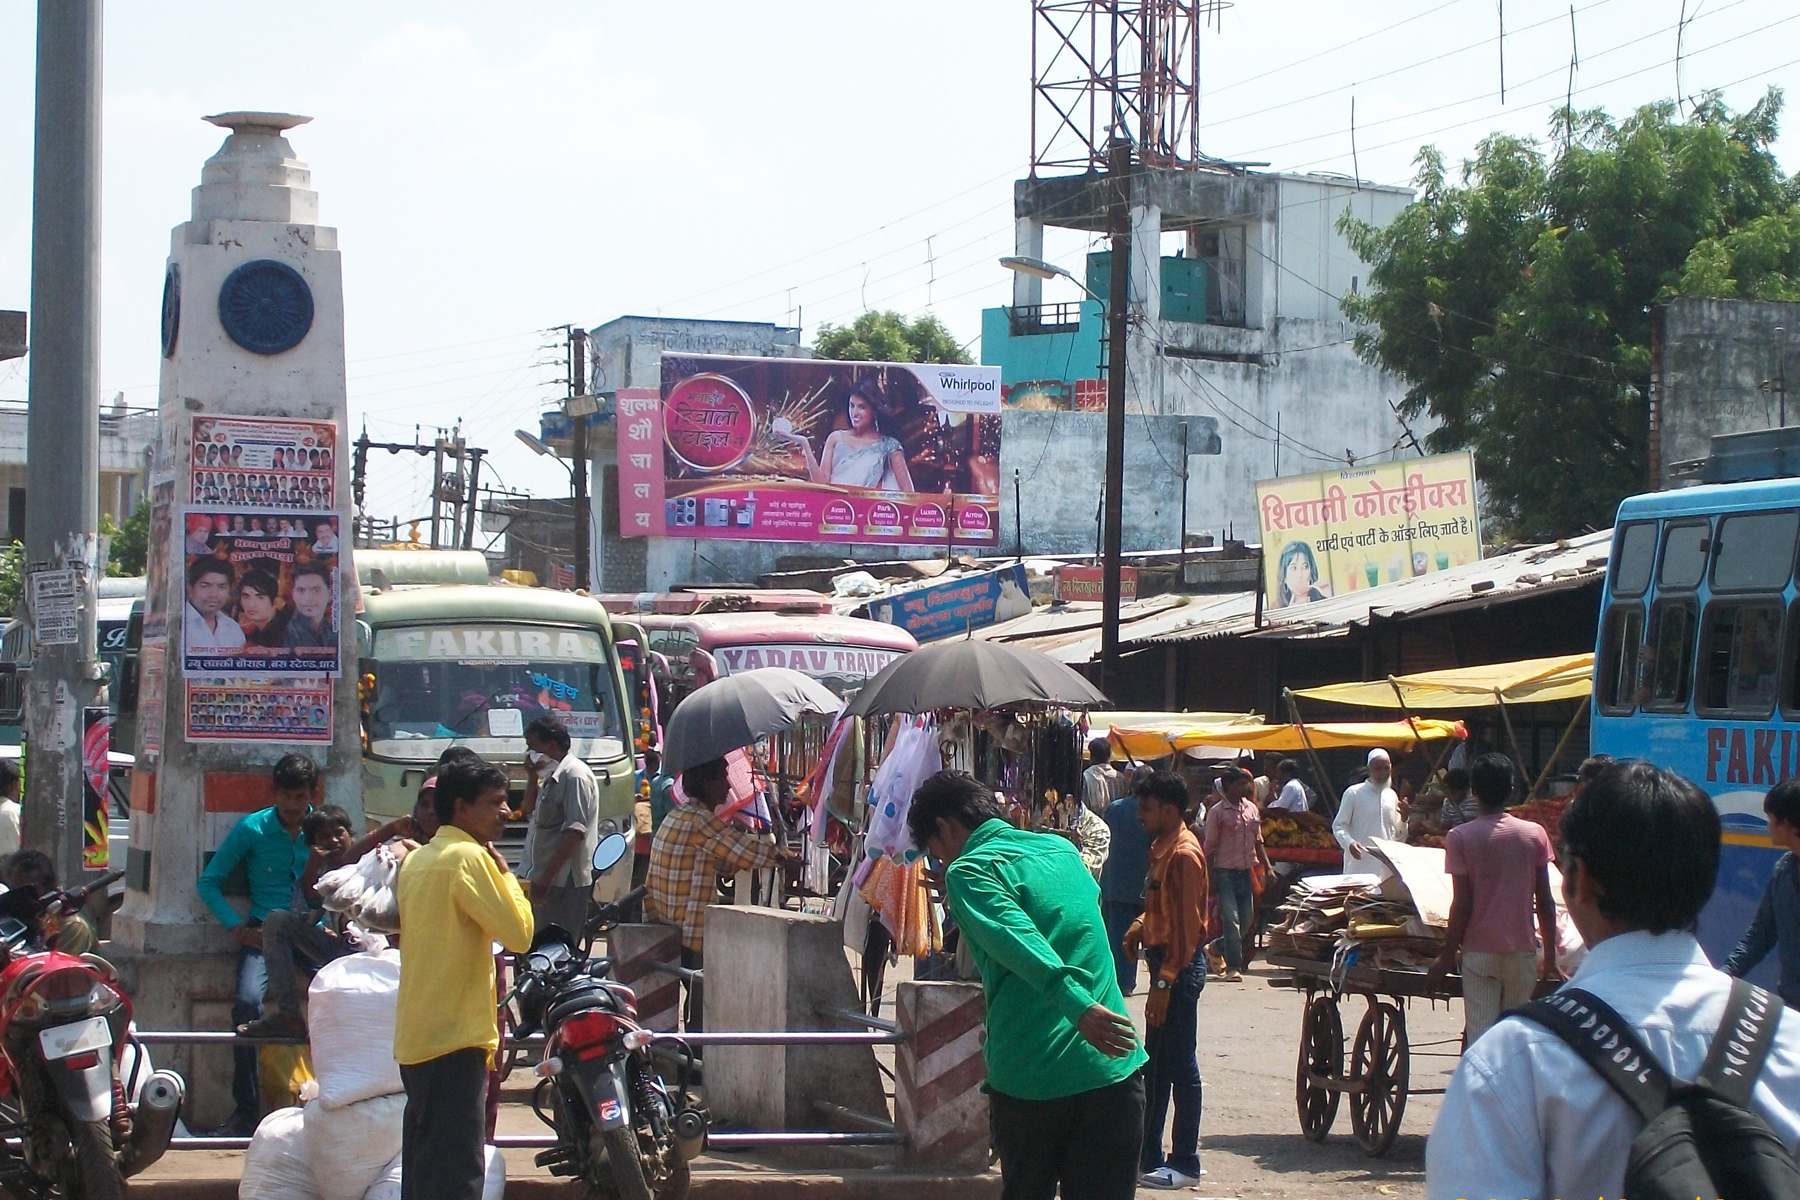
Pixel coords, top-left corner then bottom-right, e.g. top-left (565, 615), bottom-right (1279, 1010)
top-left (1349, 1000), bottom-right (1409, 1156)
top-left (1294, 994), bottom-right (1343, 1141)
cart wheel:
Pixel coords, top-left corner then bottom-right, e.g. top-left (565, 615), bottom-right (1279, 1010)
top-left (1349, 1000), bottom-right (1409, 1157)
top-left (1294, 995), bottom-right (1343, 1141)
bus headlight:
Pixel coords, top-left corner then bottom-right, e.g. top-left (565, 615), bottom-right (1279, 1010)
top-left (598, 819), bottom-right (619, 836)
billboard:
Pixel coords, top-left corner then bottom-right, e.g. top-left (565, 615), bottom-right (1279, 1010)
top-left (868, 564), bottom-right (1033, 642)
top-left (622, 355), bottom-right (1003, 545)
top-left (1255, 451), bottom-right (1481, 613)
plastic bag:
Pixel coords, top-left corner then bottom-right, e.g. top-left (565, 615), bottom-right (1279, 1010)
top-left (317, 846), bottom-right (402, 933)
top-left (307, 949), bottom-right (403, 1109)
top-left (859, 719), bottom-right (940, 873)
top-left (361, 1144), bottom-right (507, 1200)
top-left (303, 1092), bottom-right (406, 1200)
top-left (241, 1106), bottom-right (321, 1200)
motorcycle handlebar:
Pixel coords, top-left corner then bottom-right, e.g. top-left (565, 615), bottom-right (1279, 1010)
top-left (58, 870), bottom-right (124, 912)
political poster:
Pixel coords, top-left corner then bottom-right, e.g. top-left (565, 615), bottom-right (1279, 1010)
top-left (81, 707), bottom-right (109, 869)
top-left (1255, 451), bottom-right (1482, 613)
top-left (186, 677), bottom-right (333, 744)
top-left (637, 355), bottom-right (1003, 545)
top-left (868, 563), bottom-right (1033, 642)
top-left (190, 416), bottom-right (337, 511)
top-left (181, 513), bottom-right (341, 675)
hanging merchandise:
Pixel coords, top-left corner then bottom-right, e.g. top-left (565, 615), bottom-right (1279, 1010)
top-left (805, 715), bottom-right (856, 844)
top-left (858, 717), bottom-right (941, 881)
top-left (860, 856), bottom-right (939, 958)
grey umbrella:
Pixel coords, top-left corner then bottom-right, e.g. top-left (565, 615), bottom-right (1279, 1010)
top-left (843, 637), bottom-right (1109, 717)
top-left (661, 667), bottom-right (844, 775)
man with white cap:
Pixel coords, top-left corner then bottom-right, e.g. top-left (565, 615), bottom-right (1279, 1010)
top-left (1333, 749), bottom-right (1402, 875)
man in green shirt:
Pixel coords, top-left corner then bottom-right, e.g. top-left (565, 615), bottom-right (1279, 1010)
top-left (909, 771), bottom-right (1145, 1200)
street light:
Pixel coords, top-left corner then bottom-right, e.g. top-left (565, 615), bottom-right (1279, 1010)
top-left (514, 428), bottom-right (556, 459)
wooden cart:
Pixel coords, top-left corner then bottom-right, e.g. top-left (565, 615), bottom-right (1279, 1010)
top-left (1266, 953), bottom-right (1465, 1157)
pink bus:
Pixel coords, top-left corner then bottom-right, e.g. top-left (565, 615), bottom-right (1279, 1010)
top-left (621, 609), bottom-right (916, 707)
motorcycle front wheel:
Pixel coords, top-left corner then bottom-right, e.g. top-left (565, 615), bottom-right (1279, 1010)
top-left (594, 1125), bottom-right (652, 1200)
top-left (56, 1116), bottom-right (122, 1200)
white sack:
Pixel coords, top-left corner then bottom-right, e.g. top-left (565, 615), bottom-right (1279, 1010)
top-left (307, 950), bottom-right (403, 1109)
top-left (240, 1106), bottom-right (321, 1200)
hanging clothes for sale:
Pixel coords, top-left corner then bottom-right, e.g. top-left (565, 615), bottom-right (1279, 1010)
top-left (857, 717), bottom-right (940, 884)
top-left (860, 856), bottom-right (938, 958)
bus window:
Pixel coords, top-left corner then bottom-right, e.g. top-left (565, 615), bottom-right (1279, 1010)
top-left (1698, 602), bottom-right (1783, 716)
top-left (1597, 605), bottom-right (1645, 713)
top-left (1712, 510), bottom-right (1800, 592)
top-left (1658, 521), bottom-right (1710, 591)
top-left (1644, 600), bottom-right (1698, 711)
top-left (1611, 522), bottom-right (1657, 597)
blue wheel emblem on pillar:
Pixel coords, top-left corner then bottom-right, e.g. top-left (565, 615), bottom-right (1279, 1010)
top-left (217, 259), bottom-right (313, 355)
top-left (160, 264), bottom-right (181, 358)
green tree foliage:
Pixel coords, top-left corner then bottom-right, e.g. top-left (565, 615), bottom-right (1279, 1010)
top-left (1341, 90), bottom-right (1799, 538)
top-left (101, 504), bottom-right (149, 578)
top-left (0, 542), bottom-right (21, 619)
top-left (812, 311), bottom-right (971, 364)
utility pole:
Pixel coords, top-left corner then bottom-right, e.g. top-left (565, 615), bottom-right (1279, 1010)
top-left (569, 327), bottom-right (592, 591)
top-left (351, 429), bottom-right (370, 544)
top-left (429, 434), bottom-right (445, 549)
top-left (462, 447), bottom-right (485, 550)
top-left (1100, 134), bottom-right (1132, 697)
top-left (25, 0), bottom-right (102, 886)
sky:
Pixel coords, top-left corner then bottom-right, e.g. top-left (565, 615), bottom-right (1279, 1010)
top-left (1, 0), bottom-right (1797, 528)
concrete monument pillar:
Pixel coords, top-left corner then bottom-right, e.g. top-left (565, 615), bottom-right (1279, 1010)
top-left (111, 113), bottom-right (358, 1126)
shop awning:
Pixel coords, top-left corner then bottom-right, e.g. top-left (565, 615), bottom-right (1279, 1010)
top-left (1288, 653), bottom-right (1594, 710)
top-left (1109, 716), bottom-right (1466, 760)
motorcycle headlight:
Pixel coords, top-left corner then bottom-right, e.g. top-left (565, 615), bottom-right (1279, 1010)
top-left (597, 819), bottom-right (619, 837)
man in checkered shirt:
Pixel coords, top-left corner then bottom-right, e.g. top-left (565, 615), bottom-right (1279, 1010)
top-left (644, 756), bottom-right (785, 1030)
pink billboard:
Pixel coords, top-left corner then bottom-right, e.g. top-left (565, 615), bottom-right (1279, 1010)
top-left (621, 355), bottom-right (1003, 546)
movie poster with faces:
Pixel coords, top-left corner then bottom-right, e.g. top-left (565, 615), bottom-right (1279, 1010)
top-left (189, 416), bottom-right (337, 511)
top-left (185, 677), bottom-right (333, 744)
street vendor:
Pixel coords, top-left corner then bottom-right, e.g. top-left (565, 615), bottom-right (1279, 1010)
top-left (1333, 748), bottom-right (1402, 875)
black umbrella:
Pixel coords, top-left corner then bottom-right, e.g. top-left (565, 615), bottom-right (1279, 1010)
top-left (843, 637), bottom-right (1109, 717)
top-left (662, 667), bottom-right (843, 774)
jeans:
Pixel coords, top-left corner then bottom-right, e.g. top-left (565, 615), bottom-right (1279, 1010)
top-left (400, 1047), bottom-right (489, 1200)
top-left (261, 909), bottom-right (351, 1020)
top-left (1209, 869), bottom-right (1256, 973)
top-left (231, 940), bottom-right (268, 1121)
top-left (681, 947), bottom-right (704, 1032)
top-left (990, 1072), bottom-right (1145, 1200)
top-left (1141, 946), bottom-right (1204, 1177)
top-left (1102, 900), bottom-right (1142, 994)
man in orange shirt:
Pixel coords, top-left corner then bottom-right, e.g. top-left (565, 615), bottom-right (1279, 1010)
top-left (1123, 772), bottom-right (1210, 1189)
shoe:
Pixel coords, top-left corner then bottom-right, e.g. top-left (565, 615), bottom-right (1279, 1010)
top-left (1224, 971), bottom-right (1243, 983)
top-left (1139, 1167), bottom-right (1203, 1190)
top-left (236, 1012), bottom-right (306, 1039)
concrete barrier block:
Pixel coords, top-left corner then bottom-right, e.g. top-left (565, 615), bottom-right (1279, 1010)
top-left (608, 923), bottom-right (683, 1032)
top-left (894, 981), bottom-right (989, 1172)
top-left (107, 947), bottom-right (241, 1130)
top-left (705, 907), bottom-right (887, 1133)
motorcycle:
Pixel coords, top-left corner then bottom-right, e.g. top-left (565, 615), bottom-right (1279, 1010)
top-left (509, 835), bottom-right (705, 1200)
top-left (0, 869), bottom-right (184, 1200)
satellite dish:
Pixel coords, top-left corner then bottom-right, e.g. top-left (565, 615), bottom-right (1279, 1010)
top-left (592, 833), bottom-right (629, 874)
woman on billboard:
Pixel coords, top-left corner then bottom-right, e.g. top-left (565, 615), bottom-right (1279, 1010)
top-left (1276, 540), bottom-right (1332, 608)
top-left (777, 380), bottom-right (916, 492)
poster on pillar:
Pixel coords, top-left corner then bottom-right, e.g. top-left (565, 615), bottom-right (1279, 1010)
top-left (185, 677), bottom-right (333, 743)
top-left (81, 707), bottom-right (109, 869)
top-left (640, 355), bottom-right (1004, 545)
top-left (1254, 451), bottom-right (1483, 612)
top-left (137, 639), bottom-right (166, 763)
top-left (189, 416), bottom-right (338, 511)
top-left (142, 479), bottom-right (175, 640)
top-left (181, 516), bottom-right (341, 675)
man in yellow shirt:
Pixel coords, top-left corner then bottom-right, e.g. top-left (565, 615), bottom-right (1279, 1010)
top-left (395, 758), bottom-right (534, 1200)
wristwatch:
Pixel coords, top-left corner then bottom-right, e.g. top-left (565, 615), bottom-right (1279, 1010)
top-left (1153, 978), bottom-right (1172, 991)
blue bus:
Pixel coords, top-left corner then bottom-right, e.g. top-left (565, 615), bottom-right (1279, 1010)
top-left (1592, 469), bottom-right (1800, 976)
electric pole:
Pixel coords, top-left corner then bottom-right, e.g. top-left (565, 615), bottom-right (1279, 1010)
top-left (462, 447), bottom-right (485, 550)
top-left (1100, 134), bottom-right (1131, 698)
top-left (429, 434), bottom-right (445, 549)
top-left (25, 0), bottom-right (103, 886)
top-left (570, 327), bottom-right (591, 591)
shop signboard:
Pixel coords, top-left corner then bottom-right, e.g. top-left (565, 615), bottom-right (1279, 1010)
top-left (868, 564), bottom-right (1033, 643)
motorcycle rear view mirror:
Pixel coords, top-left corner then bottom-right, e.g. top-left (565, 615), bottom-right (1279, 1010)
top-left (592, 833), bottom-right (629, 874)
top-left (0, 916), bottom-right (28, 950)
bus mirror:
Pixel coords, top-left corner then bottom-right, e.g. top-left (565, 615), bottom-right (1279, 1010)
top-left (592, 833), bottom-right (629, 874)
top-left (355, 620), bottom-right (372, 658)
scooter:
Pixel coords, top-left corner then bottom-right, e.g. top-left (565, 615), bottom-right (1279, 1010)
top-left (0, 870), bottom-right (184, 1200)
top-left (510, 835), bottom-right (705, 1200)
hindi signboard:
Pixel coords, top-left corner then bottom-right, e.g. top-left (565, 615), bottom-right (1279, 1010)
top-left (629, 355), bottom-right (1003, 546)
top-left (1254, 452), bottom-right (1482, 613)
top-left (1054, 565), bottom-right (1138, 604)
top-left (868, 564), bottom-right (1034, 643)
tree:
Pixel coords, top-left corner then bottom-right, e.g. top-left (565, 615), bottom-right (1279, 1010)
top-left (0, 542), bottom-right (21, 619)
top-left (1341, 90), bottom-right (1798, 539)
top-left (812, 311), bottom-right (971, 364)
top-left (102, 504), bottom-right (149, 577)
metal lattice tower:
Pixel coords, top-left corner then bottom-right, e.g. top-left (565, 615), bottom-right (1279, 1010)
top-left (1031, 0), bottom-right (1228, 175)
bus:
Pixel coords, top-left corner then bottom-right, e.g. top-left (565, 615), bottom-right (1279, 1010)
top-left (1591, 438), bottom-right (1800, 975)
top-left (356, 553), bottom-right (640, 892)
top-left (626, 610), bottom-right (916, 709)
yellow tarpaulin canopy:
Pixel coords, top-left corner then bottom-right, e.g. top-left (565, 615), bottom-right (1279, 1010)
top-left (1109, 717), bottom-right (1466, 760)
top-left (1288, 653), bottom-right (1594, 711)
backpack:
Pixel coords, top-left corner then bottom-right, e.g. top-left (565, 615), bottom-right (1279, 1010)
top-left (1511, 979), bottom-right (1800, 1200)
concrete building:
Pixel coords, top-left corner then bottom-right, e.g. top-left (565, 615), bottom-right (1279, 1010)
top-left (985, 166), bottom-right (1422, 552)
top-left (1653, 296), bottom-right (1800, 486)
top-left (0, 397), bottom-right (156, 542)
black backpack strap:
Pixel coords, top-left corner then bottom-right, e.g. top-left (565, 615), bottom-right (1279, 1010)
top-left (1698, 978), bottom-right (1785, 1107)
top-left (1508, 988), bottom-right (1672, 1123)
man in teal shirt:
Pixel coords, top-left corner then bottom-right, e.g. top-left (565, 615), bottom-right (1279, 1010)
top-left (196, 754), bottom-right (315, 1135)
top-left (909, 771), bottom-right (1145, 1200)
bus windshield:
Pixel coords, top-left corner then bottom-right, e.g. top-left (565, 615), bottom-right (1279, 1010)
top-left (365, 623), bottom-right (624, 763)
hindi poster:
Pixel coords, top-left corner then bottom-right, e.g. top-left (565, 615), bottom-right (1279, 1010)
top-left (185, 677), bottom-right (333, 744)
top-left (181, 513), bottom-right (341, 675)
top-left (190, 416), bottom-right (337, 512)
